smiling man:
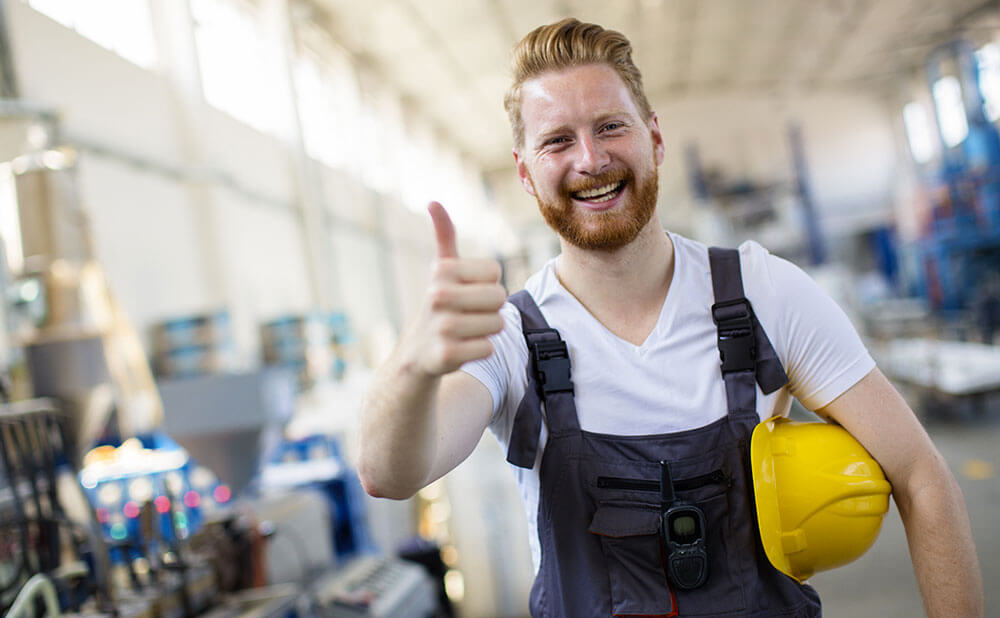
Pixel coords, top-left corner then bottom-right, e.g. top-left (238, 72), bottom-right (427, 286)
top-left (359, 18), bottom-right (983, 618)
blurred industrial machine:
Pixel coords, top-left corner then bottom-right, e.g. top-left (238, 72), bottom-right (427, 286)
top-left (914, 39), bottom-right (1000, 319)
top-left (0, 111), bottom-right (438, 615)
top-left (874, 39), bottom-right (1000, 419)
top-left (684, 122), bottom-right (826, 266)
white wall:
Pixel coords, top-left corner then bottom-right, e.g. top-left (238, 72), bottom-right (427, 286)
top-left (4, 0), bottom-right (436, 364)
top-left (75, 156), bottom-right (212, 325)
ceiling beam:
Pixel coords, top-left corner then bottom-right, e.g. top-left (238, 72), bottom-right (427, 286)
top-left (801, 0), bottom-right (874, 90)
top-left (485, 0), bottom-right (520, 49)
top-left (759, 0), bottom-right (810, 90)
top-left (668, 0), bottom-right (698, 92)
top-left (720, 0), bottom-right (753, 89)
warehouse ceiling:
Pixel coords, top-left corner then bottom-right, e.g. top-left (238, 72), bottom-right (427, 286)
top-left (309, 0), bottom-right (998, 173)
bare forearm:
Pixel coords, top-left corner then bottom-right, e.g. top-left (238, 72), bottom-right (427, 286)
top-left (358, 352), bottom-right (440, 500)
top-left (894, 457), bottom-right (984, 618)
top-left (357, 202), bottom-right (504, 501)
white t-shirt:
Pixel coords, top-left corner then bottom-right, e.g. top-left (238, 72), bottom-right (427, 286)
top-left (461, 232), bottom-right (875, 571)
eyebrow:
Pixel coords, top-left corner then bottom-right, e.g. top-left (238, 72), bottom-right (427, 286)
top-left (533, 110), bottom-right (635, 147)
top-left (533, 125), bottom-right (571, 148)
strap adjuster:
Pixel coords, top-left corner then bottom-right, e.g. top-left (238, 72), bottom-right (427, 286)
top-left (711, 299), bottom-right (756, 373)
top-left (527, 331), bottom-right (574, 395)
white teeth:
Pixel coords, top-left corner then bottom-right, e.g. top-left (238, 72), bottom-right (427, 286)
top-left (574, 182), bottom-right (620, 199)
top-left (572, 181), bottom-right (625, 203)
top-left (589, 191), bottom-right (618, 203)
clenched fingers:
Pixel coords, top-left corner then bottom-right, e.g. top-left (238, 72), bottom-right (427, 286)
top-left (429, 339), bottom-right (495, 371)
top-left (433, 312), bottom-right (504, 340)
top-left (429, 283), bottom-right (507, 312)
top-left (433, 257), bottom-right (502, 284)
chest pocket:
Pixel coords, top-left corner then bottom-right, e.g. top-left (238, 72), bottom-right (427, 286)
top-left (587, 464), bottom-right (746, 617)
top-left (589, 504), bottom-right (673, 616)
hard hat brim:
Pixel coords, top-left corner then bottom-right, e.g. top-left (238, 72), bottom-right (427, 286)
top-left (750, 416), bottom-right (802, 581)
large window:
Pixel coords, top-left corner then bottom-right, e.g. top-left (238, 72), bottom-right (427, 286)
top-left (903, 102), bottom-right (935, 164)
top-left (976, 43), bottom-right (1000, 122)
top-left (293, 46), bottom-right (357, 171)
top-left (932, 76), bottom-right (969, 148)
top-left (191, 0), bottom-right (290, 138)
top-left (27, 0), bottom-right (157, 68)
top-left (292, 37), bottom-right (488, 221)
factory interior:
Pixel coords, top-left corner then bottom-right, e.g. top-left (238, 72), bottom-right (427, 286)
top-left (1, 0), bottom-right (999, 616)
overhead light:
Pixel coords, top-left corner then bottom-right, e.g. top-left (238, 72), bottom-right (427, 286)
top-left (26, 123), bottom-right (49, 149)
top-left (18, 279), bottom-right (40, 304)
top-left (932, 76), bottom-right (969, 148)
top-left (41, 149), bottom-right (71, 170)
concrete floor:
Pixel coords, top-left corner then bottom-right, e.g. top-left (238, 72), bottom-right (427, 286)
top-left (807, 396), bottom-right (1000, 617)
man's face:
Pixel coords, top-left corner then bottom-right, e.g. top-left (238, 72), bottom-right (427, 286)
top-left (513, 63), bottom-right (665, 252)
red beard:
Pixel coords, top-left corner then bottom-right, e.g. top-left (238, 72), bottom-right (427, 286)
top-left (532, 164), bottom-right (659, 252)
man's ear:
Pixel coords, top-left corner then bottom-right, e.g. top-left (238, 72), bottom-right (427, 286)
top-left (649, 112), bottom-right (665, 167)
top-left (513, 148), bottom-right (536, 196)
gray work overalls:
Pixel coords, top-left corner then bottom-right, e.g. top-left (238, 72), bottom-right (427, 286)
top-left (505, 247), bottom-right (823, 617)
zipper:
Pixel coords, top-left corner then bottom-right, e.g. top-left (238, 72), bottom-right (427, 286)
top-left (596, 469), bottom-right (728, 492)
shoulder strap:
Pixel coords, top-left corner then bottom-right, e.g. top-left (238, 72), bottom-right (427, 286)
top-left (708, 247), bottom-right (788, 417)
top-left (505, 290), bottom-right (579, 469)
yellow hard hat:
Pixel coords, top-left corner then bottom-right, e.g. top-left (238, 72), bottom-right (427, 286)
top-left (750, 416), bottom-right (892, 582)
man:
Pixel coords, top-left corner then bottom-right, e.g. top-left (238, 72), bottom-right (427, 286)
top-left (359, 18), bottom-right (983, 617)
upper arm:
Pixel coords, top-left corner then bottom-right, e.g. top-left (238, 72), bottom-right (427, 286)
top-left (750, 248), bottom-right (875, 410)
top-left (816, 367), bottom-right (947, 493)
top-left (423, 370), bottom-right (496, 485)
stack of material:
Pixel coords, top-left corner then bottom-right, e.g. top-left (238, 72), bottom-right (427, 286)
top-left (260, 313), bottom-right (336, 390)
top-left (151, 311), bottom-right (237, 379)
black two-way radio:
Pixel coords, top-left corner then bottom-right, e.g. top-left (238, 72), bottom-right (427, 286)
top-left (659, 460), bottom-right (709, 590)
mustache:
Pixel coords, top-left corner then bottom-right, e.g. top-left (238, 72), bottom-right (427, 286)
top-left (562, 169), bottom-right (632, 195)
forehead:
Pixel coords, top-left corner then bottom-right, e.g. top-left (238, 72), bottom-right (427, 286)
top-left (519, 64), bottom-right (641, 139)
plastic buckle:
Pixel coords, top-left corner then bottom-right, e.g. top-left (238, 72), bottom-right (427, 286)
top-left (529, 334), bottom-right (574, 395)
top-left (711, 299), bottom-right (756, 373)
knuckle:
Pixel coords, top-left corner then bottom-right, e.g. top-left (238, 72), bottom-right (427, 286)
top-left (432, 259), bottom-right (456, 280)
top-left (488, 260), bottom-right (503, 281)
top-left (436, 314), bottom-right (458, 337)
top-left (476, 340), bottom-right (495, 359)
top-left (427, 284), bottom-right (451, 310)
top-left (439, 342), bottom-right (463, 368)
top-left (490, 314), bottom-right (505, 333)
top-left (492, 286), bottom-right (508, 307)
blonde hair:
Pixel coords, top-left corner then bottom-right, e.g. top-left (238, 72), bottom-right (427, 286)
top-left (503, 18), bottom-right (653, 150)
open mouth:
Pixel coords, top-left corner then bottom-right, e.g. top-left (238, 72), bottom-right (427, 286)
top-left (570, 180), bottom-right (626, 204)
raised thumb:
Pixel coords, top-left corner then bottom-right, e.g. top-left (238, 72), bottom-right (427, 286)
top-left (428, 201), bottom-right (458, 259)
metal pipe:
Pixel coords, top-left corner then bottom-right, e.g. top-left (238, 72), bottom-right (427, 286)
top-left (6, 573), bottom-right (60, 618)
top-left (0, 0), bottom-right (20, 99)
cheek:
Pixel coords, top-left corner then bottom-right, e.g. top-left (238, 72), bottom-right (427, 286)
top-left (528, 161), bottom-right (563, 194)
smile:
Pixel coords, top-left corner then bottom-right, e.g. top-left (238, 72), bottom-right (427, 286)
top-left (570, 180), bottom-right (626, 203)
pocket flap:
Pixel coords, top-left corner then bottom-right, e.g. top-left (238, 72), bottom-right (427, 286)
top-left (588, 504), bottom-right (661, 538)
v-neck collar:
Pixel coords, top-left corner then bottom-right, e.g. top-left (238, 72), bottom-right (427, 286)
top-left (543, 231), bottom-right (682, 352)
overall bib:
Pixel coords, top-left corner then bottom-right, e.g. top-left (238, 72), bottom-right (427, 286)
top-left (505, 248), bottom-right (823, 617)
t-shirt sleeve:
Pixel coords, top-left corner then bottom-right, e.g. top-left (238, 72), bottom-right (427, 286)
top-left (743, 243), bottom-right (876, 410)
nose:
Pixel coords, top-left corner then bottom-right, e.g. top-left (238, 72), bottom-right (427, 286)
top-left (574, 134), bottom-right (610, 175)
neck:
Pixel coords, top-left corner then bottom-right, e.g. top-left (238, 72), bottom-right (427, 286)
top-left (555, 215), bottom-right (674, 328)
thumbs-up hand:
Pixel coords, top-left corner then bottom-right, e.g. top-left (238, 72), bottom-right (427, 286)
top-left (403, 202), bottom-right (506, 377)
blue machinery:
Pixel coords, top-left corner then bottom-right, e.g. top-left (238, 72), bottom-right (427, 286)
top-left (915, 40), bottom-right (1000, 316)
